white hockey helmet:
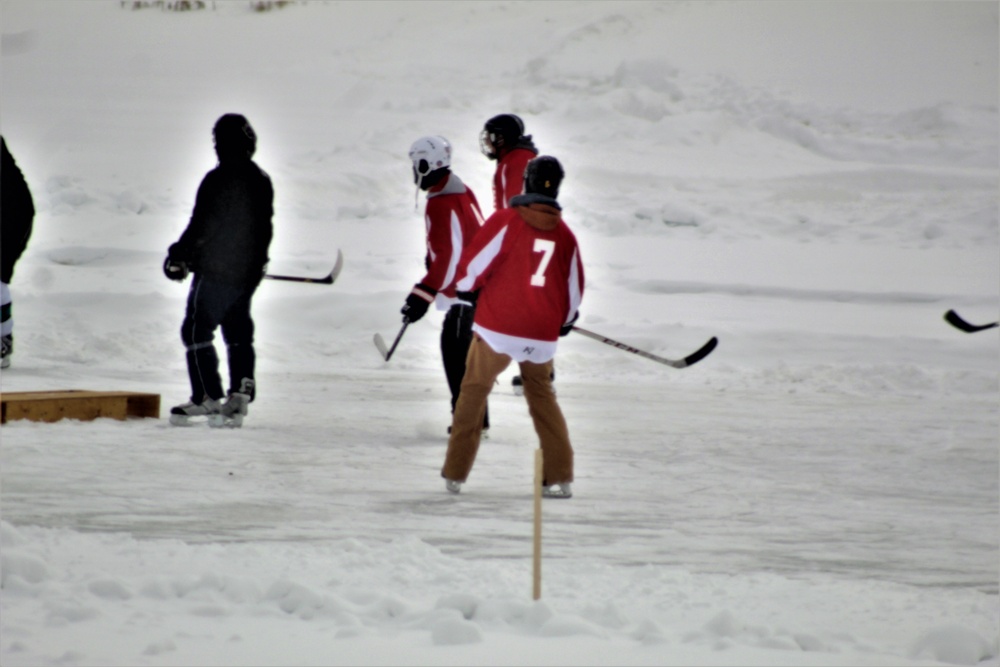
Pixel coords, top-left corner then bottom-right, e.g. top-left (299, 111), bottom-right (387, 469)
top-left (409, 135), bottom-right (451, 178)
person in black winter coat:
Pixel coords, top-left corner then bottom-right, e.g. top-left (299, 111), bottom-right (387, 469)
top-left (164, 114), bottom-right (273, 426)
top-left (1, 137), bottom-right (36, 369)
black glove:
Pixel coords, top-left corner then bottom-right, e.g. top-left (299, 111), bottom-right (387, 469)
top-left (455, 290), bottom-right (479, 306)
top-left (401, 283), bottom-right (436, 323)
top-left (163, 257), bottom-right (189, 282)
top-left (560, 312), bottom-right (579, 337)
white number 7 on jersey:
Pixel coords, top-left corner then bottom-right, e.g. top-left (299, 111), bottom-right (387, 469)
top-left (531, 239), bottom-right (556, 287)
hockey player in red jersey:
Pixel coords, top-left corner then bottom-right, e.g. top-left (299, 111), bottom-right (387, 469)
top-left (480, 113), bottom-right (549, 394)
top-left (480, 113), bottom-right (538, 212)
top-left (400, 136), bottom-right (490, 431)
top-left (442, 156), bottom-right (583, 499)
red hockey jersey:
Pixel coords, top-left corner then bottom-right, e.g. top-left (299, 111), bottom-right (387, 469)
top-left (492, 147), bottom-right (536, 212)
top-left (420, 173), bottom-right (485, 309)
top-left (453, 200), bottom-right (584, 363)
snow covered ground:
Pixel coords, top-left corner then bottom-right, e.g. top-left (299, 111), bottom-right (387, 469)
top-left (0, 1), bottom-right (997, 665)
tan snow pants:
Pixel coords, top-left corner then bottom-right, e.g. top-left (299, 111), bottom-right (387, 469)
top-left (442, 334), bottom-right (574, 485)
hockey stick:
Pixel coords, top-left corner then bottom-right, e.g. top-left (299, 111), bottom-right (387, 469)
top-left (374, 319), bottom-right (410, 362)
top-left (944, 309), bottom-right (999, 333)
top-left (571, 326), bottom-right (718, 369)
top-left (264, 249), bottom-right (344, 285)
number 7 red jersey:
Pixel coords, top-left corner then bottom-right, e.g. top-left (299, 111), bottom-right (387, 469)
top-left (453, 198), bottom-right (584, 363)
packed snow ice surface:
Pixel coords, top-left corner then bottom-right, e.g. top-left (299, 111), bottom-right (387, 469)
top-left (0, 2), bottom-right (997, 666)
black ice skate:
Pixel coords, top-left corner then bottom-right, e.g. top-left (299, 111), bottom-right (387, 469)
top-left (1, 334), bottom-right (12, 370)
top-left (169, 397), bottom-right (222, 426)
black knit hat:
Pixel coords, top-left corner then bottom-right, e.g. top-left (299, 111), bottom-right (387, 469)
top-left (213, 113), bottom-right (256, 160)
top-left (523, 156), bottom-right (564, 199)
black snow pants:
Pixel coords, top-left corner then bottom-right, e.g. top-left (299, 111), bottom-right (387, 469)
top-left (441, 304), bottom-right (488, 429)
top-left (181, 274), bottom-right (258, 404)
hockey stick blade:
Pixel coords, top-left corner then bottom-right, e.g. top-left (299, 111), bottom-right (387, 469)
top-left (680, 336), bottom-right (718, 368)
top-left (373, 333), bottom-right (390, 360)
top-left (944, 309), bottom-right (999, 333)
top-left (374, 320), bottom-right (409, 362)
top-left (265, 249), bottom-right (344, 285)
top-left (571, 326), bottom-right (718, 369)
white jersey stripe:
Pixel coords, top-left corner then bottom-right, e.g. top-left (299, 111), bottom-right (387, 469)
top-left (432, 211), bottom-right (468, 311)
top-left (566, 246), bottom-right (583, 324)
top-left (441, 210), bottom-right (463, 291)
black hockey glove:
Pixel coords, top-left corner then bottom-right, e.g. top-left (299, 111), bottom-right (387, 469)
top-left (559, 312), bottom-right (579, 337)
top-left (401, 283), bottom-right (436, 323)
top-left (455, 290), bottom-right (479, 306)
top-left (163, 257), bottom-right (189, 282)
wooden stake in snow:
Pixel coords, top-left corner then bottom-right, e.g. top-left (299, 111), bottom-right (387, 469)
top-left (533, 448), bottom-right (543, 601)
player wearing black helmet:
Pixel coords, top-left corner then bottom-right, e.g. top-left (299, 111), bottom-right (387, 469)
top-left (479, 113), bottom-right (538, 212)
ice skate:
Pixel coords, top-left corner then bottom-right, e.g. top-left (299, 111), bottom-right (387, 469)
top-left (542, 482), bottom-right (572, 499)
top-left (169, 397), bottom-right (222, 426)
top-left (212, 378), bottom-right (254, 428)
top-left (445, 479), bottom-right (462, 494)
top-left (447, 425), bottom-right (489, 440)
top-left (1, 335), bottom-right (12, 369)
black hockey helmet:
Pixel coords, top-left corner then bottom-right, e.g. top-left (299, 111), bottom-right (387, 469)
top-left (213, 113), bottom-right (256, 160)
top-left (480, 113), bottom-right (525, 160)
top-left (523, 155), bottom-right (564, 199)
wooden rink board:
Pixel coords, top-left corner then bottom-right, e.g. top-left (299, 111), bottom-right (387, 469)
top-left (1, 390), bottom-right (160, 424)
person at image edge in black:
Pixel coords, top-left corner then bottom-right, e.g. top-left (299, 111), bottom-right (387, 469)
top-left (1, 136), bottom-right (35, 370)
top-left (164, 113), bottom-right (273, 427)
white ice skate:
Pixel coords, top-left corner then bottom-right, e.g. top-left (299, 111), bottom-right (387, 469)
top-left (212, 378), bottom-right (254, 428)
top-left (542, 482), bottom-right (572, 499)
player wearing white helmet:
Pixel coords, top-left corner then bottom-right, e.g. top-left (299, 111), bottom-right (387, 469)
top-left (400, 135), bottom-right (490, 434)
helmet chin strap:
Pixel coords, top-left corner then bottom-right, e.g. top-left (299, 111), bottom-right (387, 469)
top-left (413, 165), bottom-right (425, 211)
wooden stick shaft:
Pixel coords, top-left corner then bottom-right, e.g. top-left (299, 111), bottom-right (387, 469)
top-left (533, 448), bottom-right (543, 600)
